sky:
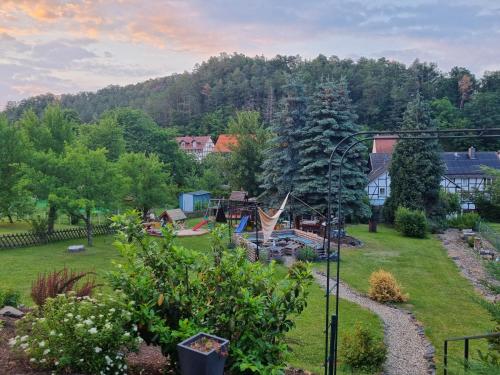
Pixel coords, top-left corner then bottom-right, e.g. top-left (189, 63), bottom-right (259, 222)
top-left (1, 0), bottom-right (500, 109)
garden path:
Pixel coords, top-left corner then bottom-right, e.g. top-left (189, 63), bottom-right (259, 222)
top-left (438, 229), bottom-right (499, 302)
top-left (313, 270), bottom-right (435, 375)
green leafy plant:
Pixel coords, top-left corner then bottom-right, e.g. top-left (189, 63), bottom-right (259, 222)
top-left (108, 212), bottom-right (313, 373)
top-left (29, 215), bottom-right (49, 241)
top-left (10, 292), bottom-right (139, 375)
top-left (339, 323), bottom-right (387, 373)
top-left (296, 246), bottom-right (318, 262)
top-left (0, 288), bottom-right (21, 307)
top-left (394, 206), bottom-right (427, 238)
top-left (448, 212), bottom-right (481, 230)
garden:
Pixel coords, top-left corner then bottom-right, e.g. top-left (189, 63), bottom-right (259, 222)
top-left (1, 208), bottom-right (499, 374)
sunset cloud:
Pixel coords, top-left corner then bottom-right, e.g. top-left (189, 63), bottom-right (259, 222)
top-left (1, 0), bottom-right (500, 108)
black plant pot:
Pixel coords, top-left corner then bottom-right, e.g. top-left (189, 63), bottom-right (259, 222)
top-left (177, 332), bottom-right (229, 375)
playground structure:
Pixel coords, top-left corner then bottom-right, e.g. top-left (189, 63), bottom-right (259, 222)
top-left (143, 189), bottom-right (352, 243)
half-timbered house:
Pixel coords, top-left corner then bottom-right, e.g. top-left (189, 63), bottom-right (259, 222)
top-left (367, 136), bottom-right (500, 210)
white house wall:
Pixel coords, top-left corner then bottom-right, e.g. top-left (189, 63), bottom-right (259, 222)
top-left (368, 173), bottom-right (490, 210)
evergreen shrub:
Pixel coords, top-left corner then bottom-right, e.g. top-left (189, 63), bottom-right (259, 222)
top-left (296, 247), bottom-right (318, 262)
top-left (368, 269), bottom-right (408, 303)
top-left (394, 206), bottom-right (427, 238)
top-left (339, 323), bottom-right (387, 373)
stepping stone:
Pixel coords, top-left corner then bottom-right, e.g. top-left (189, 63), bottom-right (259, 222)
top-left (0, 306), bottom-right (24, 318)
top-left (68, 244), bottom-right (85, 253)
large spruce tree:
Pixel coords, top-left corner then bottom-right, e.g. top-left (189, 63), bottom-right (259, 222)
top-left (261, 78), bottom-right (307, 206)
top-left (296, 80), bottom-right (370, 219)
top-left (385, 95), bottom-right (444, 221)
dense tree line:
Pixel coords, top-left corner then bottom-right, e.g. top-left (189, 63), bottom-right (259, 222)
top-left (4, 54), bottom-right (500, 150)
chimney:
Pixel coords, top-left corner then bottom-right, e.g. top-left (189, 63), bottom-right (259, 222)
top-left (468, 146), bottom-right (476, 160)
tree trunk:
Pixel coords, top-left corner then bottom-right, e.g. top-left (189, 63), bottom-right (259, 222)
top-left (143, 207), bottom-right (149, 222)
top-left (47, 204), bottom-right (57, 234)
top-left (85, 210), bottom-right (93, 247)
top-left (7, 214), bottom-right (13, 224)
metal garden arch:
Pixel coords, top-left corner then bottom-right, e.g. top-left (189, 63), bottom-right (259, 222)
top-left (323, 127), bottom-right (500, 375)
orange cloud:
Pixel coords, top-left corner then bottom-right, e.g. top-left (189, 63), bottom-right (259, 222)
top-left (0, 0), bottom-right (233, 54)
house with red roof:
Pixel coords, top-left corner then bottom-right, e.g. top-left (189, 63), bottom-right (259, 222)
top-left (175, 136), bottom-right (214, 160)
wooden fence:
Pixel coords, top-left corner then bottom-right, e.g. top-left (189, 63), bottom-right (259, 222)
top-left (0, 225), bottom-right (114, 250)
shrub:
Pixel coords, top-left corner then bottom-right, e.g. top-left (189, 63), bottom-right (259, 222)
top-left (10, 292), bottom-right (139, 375)
top-left (109, 213), bottom-right (313, 374)
top-left (0, 288), bottom-right (21, 307)
top-left (339, 323), bottom-right (387, 372)
top-left (296, 246), bottom-right (318, 262)
top-left (448, 212), bottom-right (481, 230)
top-left (368, 269), bottom-right (408, 303)
top-left (394, 206), bottom-right (427, 238)
top-left (31, 268), bottom-right (98, 306)
top-left (29, 215), bottom-right (49, 241)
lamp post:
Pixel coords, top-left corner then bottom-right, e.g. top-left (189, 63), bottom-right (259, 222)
top-left (323, 128), bottom-right (500, 375)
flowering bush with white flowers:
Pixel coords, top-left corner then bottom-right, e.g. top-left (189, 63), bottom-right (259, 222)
top-left (10, 292), bottom-right (139, 374)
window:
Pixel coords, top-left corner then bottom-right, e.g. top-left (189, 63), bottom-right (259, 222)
top-left (379, 187), bottom-right (386, 196)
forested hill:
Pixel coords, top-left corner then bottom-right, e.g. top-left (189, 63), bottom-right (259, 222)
top-left (4, 53), bottom-right (500, 143)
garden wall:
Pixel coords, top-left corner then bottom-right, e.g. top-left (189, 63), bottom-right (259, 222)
top-left (0, 225), bottom-right (114, 250)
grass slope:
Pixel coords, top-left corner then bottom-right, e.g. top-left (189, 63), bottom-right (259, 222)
top-left (286, 281), bottom-right (383, 374)
top-left (319, 224), bottom-right (493, 371)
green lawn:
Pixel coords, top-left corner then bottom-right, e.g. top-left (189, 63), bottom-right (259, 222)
top-left (0, 233), bottom-right (211, 304)
top-left (318, 224), bottom-right (494, 372)
top-left (286, 281), bottom-right (383, 374)
top-left (0, 220), bottom-right (75, 234)
top-left (487, 222), bottom-right (500, 234)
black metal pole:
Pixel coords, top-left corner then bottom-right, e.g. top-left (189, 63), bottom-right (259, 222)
top-left (329, 315), bottom-right (337, 375)
top-left (324, 156), bottom-right (334, 375)
top-left (324, 128), bottom-right (500, 375)
top-left (444, 340), bottom-right (448, 375)
top-left (255, 204), bottom-right (259, 260)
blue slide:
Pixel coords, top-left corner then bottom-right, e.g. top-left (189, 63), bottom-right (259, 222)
top-left (235, 215), bottom-right (250, 234)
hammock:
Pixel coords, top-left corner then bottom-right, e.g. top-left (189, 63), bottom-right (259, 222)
top-left (258, 193), bottom-right (290, 244)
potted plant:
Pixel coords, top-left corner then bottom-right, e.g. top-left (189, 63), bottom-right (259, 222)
top-left (177, 332), bottom-right (229, 375)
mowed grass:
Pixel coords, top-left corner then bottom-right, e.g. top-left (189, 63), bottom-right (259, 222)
top-left (286, 280), bottom-right (383, 375)
top-left (0, 220), bottom-right (75, 234)
top-left (318, 224), bottom-right (493, 372)
top-left (0, 233), bottom-right (212, 305)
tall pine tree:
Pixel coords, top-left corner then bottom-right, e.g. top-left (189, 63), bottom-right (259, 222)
top-left (261, 78), bottom-right (307, 206)
top-left (385, 95), bottom-right (444, 221)
top-left (296, 80), bottom-right (370, 219)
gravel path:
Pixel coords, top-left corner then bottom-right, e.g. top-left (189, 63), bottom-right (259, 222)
top-left (313, 271), bottom-right (435, 375)
top-left (438, 229), bottom-right (499, 301)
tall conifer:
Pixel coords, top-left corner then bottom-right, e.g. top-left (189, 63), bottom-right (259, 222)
top-left (296, 79), bottom-right (370, 219)
top-left (385, 95), bottom-right (444, 220)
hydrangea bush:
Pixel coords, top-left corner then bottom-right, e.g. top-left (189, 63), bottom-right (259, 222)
top-left (10, 292), bottom-right (139, 375)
